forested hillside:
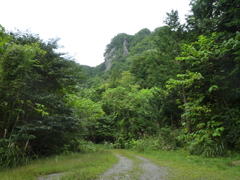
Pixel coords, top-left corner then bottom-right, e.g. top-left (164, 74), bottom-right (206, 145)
top-left (1, 0), bottom-right (240, 169)
top-left (83, 0), bottom-right (240, 156)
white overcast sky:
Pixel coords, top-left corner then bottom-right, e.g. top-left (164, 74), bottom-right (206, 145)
top-left (1, 0), bottom-right (191, 67)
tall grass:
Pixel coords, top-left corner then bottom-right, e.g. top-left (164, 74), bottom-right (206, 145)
top-left (189, 138), bottom-right (230, 157)
top-left (0, 150), bottom-right (117, 180)
top-left (0, 146), bottom-right (33, 169)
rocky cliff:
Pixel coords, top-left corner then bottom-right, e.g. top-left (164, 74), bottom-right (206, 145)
top-left (102, 29), bottom-right (152, 72)
top-left (123, 39), bottom-right (129, 56)
top-left (82, 28), bottom-right (153, 81)
top-left (104, 47), bottom-right (116, 71)
top-left (104, 39), bottom-right (129, 71)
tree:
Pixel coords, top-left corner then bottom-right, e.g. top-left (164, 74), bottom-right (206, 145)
top-left (0, 29), bottom-right (86, 167)
top-left (164, 9), bottom-right (181, 30)
top-left (119, 71), bottom-right (135, 88)
top-left (187, 0), bottom-right (240, 35)
top-left (166, 32), bottom-right (240, 156)
top-left (66, 94), bottom-right (105, 142)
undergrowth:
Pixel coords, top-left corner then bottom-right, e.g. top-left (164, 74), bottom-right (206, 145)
top-left (0, 150), bottom-right (117, 180)
top-left (188, 138), bottom-right (230, 157)
top-left (132, 128), bottom-right (183, 152)
top-left (0, 145), bottom-right (33, 169)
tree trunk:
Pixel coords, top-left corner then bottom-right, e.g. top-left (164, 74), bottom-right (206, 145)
top-left (182, 85), bottom-right (192, 133)
top-left (170, 112), bottom-right (174, 130)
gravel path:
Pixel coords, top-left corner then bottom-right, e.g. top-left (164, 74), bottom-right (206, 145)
top-left (133, 155), bottom-right (168, 180)
top-left (37, 153), bottom-right (168, 180)
top-left (97, 154), bottom-right (134, 180)
top-left (98, 154), bottom-right (168, 180)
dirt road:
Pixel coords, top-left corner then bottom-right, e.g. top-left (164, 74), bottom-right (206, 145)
top-left (37, 152), bottom-right (169, 180)
top-left (97, 153), bottom-right (168, 180)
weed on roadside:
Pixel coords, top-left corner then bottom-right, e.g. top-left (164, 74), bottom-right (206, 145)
top-left (0, 151), bottom-right (117, 180)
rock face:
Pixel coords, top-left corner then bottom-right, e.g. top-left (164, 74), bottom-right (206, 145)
top-left (104, 40), bottom-right (129, 71)
top-left (123, 39), bottom-right (129, 56)
top-left (104, 47), bottom-right (116, 71)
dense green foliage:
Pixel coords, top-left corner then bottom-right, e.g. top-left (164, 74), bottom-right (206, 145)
top-left (0, 27), bottom-right (105, 168)
top-left (82, 0), bottom-right (240, 158)
top-left (1, 0), bottom-right (240, 170)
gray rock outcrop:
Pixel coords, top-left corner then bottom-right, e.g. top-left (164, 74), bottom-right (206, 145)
top-left (123, 39), bottom-right (129, 56)
top-left (104, 47), bottom-right (116, 71)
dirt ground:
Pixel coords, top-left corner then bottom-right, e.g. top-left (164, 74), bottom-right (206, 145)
top-left (97, 153), bottom-right (169, 180)
top-left (37, 153), bottom-right (169, 180)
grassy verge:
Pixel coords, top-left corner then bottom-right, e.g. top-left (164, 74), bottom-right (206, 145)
top-left (0, 151), bottom-right (117, 180)
top-left (1, 148), bottom-right (240, 180)
top-left (122, 148), bottom-right (240, 180)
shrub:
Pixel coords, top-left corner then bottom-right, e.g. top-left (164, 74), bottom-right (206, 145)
top-left (189, 138), bottom-right (230, 157)
top-left (0, 145), bottom-right (32, 169)
top-left (132, 128), bottom-right (183, 152)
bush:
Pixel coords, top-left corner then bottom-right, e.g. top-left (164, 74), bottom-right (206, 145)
top-left (189, 138), bottom-right (230, 157)
top-left (103, 141), bottom-right (114, 149)
top-left (132, 136), bottom-right (161, 152)
top-left (113, 137), bottom-right (136, 149)
top-left (0, 145), bottom-right (32, 169)
top-left (132, 128), bottom-right (183, 152)
top-left (78, 140), bottom-right (98, 153)
top-left (56, 139), bottom-right (107, 154)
